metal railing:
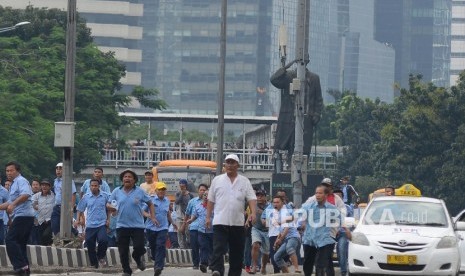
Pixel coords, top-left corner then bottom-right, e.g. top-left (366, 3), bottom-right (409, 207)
top-left (99, 146), bottom-right (337, 172)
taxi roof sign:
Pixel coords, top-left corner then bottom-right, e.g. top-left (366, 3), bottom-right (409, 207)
top-left (395, 183), bottom-right (421, 197)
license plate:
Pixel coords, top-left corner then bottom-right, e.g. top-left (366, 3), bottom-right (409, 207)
top-left (387, 255), bottom-right (417, 265)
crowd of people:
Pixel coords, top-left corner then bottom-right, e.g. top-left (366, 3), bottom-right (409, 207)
top-left (0, 156), bottom-right (388, 276)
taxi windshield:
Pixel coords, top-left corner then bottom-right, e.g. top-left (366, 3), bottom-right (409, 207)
top-left (362, 200), bottom-right (448, 227)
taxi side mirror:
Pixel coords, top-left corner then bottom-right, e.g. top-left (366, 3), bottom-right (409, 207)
top-left (455, 221), bottom-right (465, 231)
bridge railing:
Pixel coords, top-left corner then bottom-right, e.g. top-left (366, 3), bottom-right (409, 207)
top-left (99, 146), bottom-right (337, 172)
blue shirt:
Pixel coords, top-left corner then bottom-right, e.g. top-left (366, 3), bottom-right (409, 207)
top-left (0, 186), bottom-right (9, 219)
top-left (109, 186), bottom-right (151, 229)
top-left (145, 195), bottom-right (170, 231)
top-left (268, 207), bottom-right (300, 240)
top-left (185, 196), bottom-right (202, 231)
top-left (9, 174), bottom-right (35, 218)
top-left (77, 191), bottom-right (110, 228)
top-left (81, 179), bottom-right (111, 195)
top-left (54, 177), bottom-right (77, 205)
top-left (192, 201), bottom-right (213, 233)
top-left (301, 201), bottom-right (340, 247)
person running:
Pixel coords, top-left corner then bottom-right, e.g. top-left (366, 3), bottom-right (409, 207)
top-left (206, 154), bottom-right (257, 276)
top-left (107, 169), bottom-right (157, 276)
top-left (75, 178), bottom-right (110, 269)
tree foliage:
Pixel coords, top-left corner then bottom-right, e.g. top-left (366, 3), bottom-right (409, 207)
top-left (0, 6), bottom-right (165, 178)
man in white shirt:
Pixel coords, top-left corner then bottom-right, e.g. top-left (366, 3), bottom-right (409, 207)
top-left (206, 154), bottom-right (257, 276)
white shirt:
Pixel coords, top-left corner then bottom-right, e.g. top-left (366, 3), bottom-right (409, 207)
top-left (209, 173), bottom-right (256, 226)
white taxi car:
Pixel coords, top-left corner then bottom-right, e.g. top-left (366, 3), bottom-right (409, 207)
top-left (349, 195), bottom-right (460, 276)
top-left (453, 209), bottom-right (465, 274)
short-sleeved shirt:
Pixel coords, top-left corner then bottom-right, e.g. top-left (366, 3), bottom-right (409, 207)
top-left (301, 201), bottom-right (339, 247)
top-left (81, 179), bottom-right (111, 195)
top-left (140, 182), bottom-right (155, 195)
top-left (209, 173), bottom-right (256, 226)
top-left (9, 174), bottom-right (35, 218)
top-left (192, 202), bottom-right (213, 233)
top-left (53, 177), bottom-right (77, 205)
top-left (31, 192), bottom-right (55, 224)
top-left (145, 195), bottom-right (170, 231)
top-left (77, 191), bottom-right (110, 228)
top-left (0, 186), bottom-right (9, 219)
top-left (261, 203), bottom-right (293, 237)
top-left (268, 207), bottom-right (300, 240)
top-left (109, 186), bottom-right (151, 229)
top-left (185, 196), bottom-right (202, 230)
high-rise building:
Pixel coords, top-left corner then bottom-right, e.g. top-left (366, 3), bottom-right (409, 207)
top-left (451, 0), bottom-right (465, 86)
top-left (374, 0), bottom-right (451, 90)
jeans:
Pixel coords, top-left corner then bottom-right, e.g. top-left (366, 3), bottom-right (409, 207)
top-left (303, 243), bottom-right (335, 276)
top-left (147, 229), bottom-right (168, 269)
top-left (337, 232), bottom-right (349, 274)
top-left (274, 237), bottom-right (300, 268)
top-left (243, 229), bottom-right (252, 267)
top-left (85, 226), bottom-right (108, 267)
top-left (5, 216), bottom-right (34, 271)
top-left (189, 230), bottom-right (200, 267)
top-left (198, 232), bottom-right (213, 266)
top-left (210, 225), bottom-right (245, 276)
top-left (117, 228), bottom-right (146, 275)
top-left (168, 232), bottom-right (179, 248)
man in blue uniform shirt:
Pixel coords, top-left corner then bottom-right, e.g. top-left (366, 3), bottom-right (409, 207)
top-left (51, 162), bottom-right (77, 237)
top-left (0, 162), bottom-right (35, 276)
top-left (107, 168), bottom-right (157, 276)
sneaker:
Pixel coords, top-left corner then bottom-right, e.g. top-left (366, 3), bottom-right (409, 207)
top-left (136, 258), bottom-right (146, 271)
top-left (245, 266), bottom-right (251, 273)
top-left (154, 267), bottom-right (162, 276)
top-left (212, 271), bottom-right (221, 276)
top-left (199, 264), bottom-right (207, 273)
top-left (99, 258), bottom-right (107, 267)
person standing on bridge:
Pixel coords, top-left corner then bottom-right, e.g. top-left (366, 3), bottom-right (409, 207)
top-left (107, 169), bottom-right (157, 276)
top-left (75, 178), bottom-right (110, 269)
top-left (0, 161), bottom-right (35, 276)
top-left (206, 154), bottom-right (257, 276)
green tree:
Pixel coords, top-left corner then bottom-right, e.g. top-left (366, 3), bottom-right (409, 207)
top-left (0, 6), bottom-right (165, 177)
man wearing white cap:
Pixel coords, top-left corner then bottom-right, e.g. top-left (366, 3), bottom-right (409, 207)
top-left (206, 154), bottom-right (257, 276)
top-left (51, 162), bottom-right (77, 237)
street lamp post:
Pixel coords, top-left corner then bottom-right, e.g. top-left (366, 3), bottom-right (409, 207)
top-left (0, 21), bottom-right (30, 34)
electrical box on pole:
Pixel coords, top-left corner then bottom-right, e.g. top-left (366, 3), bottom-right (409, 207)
top-left (54, 122), bottom-right (75, 147)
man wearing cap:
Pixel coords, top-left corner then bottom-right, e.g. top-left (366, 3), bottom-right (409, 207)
top-left (75, 178), bottom-right (110, 268)
top-left (143, 182), bottom-right (173, 276)
top-left (51, 162), bottom-right (77, 237)
top-left (0, 161), bottom-right (35, 275)
top-left (175, 179), bottom-right (193, 249)
top-left (31, 179), bottom-right (55, 246)
top-left (206, 154), bottom-right (257, 276)
top-left (184, 183), bottom-right (208, 270)
top-left (80, 167), bottom-right (111, 199)
top-left (140, 171), bottom-right (155, 195)
top-left (107, 169), bottom-right (157, 276)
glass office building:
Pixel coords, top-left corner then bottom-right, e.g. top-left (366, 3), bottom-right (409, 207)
top-left (451, 0), bottom-right (465, 86)
top-left (375, 0), bottom-right (451, 90)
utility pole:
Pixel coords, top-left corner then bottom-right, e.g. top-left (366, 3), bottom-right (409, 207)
top-left (60, 0), bottom-right (77, 241)
top-left (291, 0), bottom-right (310, 208)
top-left (216, 0), bottom-right (227, 174)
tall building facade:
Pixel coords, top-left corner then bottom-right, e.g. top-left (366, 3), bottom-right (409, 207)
top-left (374, 0), bottom-right (451, 90)
top-left (451, 0), bottom-right (465, 86)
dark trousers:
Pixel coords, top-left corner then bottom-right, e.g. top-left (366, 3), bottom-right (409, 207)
top-left (51, 205), bottom-right (78, 236)
top-left (190, 230), bottom-right (200, 267)
top-left (38, 221), bottom-right (53, 246)
top-left (0, 220), bottom-right (4, 245)
top-left (85, 226), bottom-right (108, 267)
top-left (28, 224), bottom-right (40, 245)
top-left (168, 232), bottom-right (179, 248)
top-left (147, 229), bottom-right (168, 270)
top-left (6, 216), bottom-right (34, 271)
top-left (303, 243), bottom-right (335, 276)
top-left (117, 228), bottom-right (146, 275)
top-left (210, 225), bottom-right (245, 276)
top-left (268, 236), bottom-right (281, 273)
top-left (198, 232), bottom-right (213, 266)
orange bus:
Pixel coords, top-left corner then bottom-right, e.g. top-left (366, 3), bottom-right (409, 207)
top-left (151, 159), bottom-right (217, 201)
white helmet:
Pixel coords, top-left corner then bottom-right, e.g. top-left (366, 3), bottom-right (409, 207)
top-left (321, 178), bottom-right (332, 185)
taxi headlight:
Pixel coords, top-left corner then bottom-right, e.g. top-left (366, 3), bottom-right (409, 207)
top-left (351, 232), bottom-right (370, 246)
top-left (436, 236), bottom-right (457, 249)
